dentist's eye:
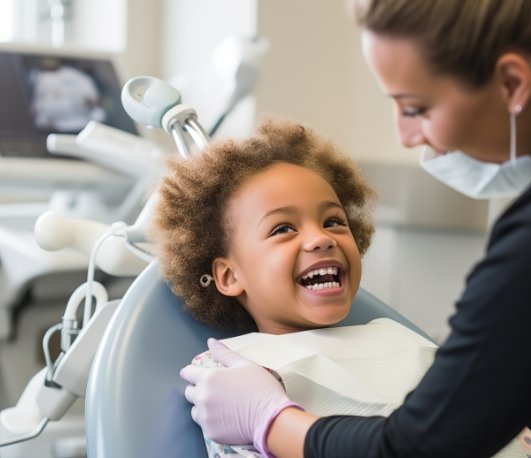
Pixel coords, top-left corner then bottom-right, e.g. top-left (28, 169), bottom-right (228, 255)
top-left (270, 224), bottom-right (296, 236)
top-left (324, 216), bottom-right (347, 228)
top-left (402, 106), bottom-right (427, 118)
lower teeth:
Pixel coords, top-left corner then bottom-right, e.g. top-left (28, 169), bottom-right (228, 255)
top-left (306, 281), bottom-right (340, 291)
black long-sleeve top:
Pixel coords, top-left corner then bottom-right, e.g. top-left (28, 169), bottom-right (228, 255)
top-left (305, 184), bottom-right (531, 458)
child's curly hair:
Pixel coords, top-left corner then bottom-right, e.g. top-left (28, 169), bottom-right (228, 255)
top-left (153, 115), bottom-right (376, 332)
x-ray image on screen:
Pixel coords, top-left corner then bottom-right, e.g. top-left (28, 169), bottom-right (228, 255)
top-left (28, 64), bottom-right (107, 132)
top-left (0, 47), bottom-right (138, 158)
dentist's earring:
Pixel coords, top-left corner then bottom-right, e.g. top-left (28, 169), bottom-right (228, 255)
top-left (510, 111), bottom-right (517, 162)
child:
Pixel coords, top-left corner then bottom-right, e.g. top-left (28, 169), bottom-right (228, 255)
top-left (155, 116), bottom-right (521, 458)
top-left (153, 115), bottom-right (375, 334)
top-left (155, 115), bottom-right (381, 455)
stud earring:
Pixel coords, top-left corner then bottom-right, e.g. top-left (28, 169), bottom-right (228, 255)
top-left (200, 274), bottom-right (214, 287)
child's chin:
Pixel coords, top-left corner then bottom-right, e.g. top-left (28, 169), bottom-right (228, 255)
top-left (308, 311), bottom-right (351, 328)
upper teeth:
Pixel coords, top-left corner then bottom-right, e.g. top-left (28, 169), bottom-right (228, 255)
top-left (301, 266), bottom-right (338, 280)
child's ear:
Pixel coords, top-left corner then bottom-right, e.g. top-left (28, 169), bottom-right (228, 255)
top-left (212, 257), bottom-right (244, 297)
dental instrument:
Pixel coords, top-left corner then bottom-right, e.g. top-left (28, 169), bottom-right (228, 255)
top-left (0, 79), bottom-right (210, 452)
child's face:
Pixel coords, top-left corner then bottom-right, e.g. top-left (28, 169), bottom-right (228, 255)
top-left (214, 162), bottom-right (362, 334)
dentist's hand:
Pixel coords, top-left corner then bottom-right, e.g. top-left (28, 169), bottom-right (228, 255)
top-left (180, 338), bottom-right (303, 456)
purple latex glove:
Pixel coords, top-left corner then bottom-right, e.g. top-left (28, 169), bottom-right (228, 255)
top-left (180, 338), bottom-right (303, 456)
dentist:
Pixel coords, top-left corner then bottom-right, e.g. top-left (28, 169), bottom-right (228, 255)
top-left (180, 1), bottom-right (531, 456)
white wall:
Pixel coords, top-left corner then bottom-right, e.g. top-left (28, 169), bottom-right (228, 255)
top-left (361, 226), bottom-right (487, 343)
top-left (160, 0), bottom-right (257, 81)
top-left (71, 0), bottom-right (127, 51)
top-left (255, 0), bottom-right (416, 166)
top-left (2, 0), bottom-right (127, 50)
top-left (121, 0), bottom-right (162, 78)
top-left (159, 0), bottom-right (259, 138)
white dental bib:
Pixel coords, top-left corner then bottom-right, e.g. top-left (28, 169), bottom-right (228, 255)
top-left (218, 319), bottom-right (523, 457)
top-left (223, 318), bottom-right (434, 413)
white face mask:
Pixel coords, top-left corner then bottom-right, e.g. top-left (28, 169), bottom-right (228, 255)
top-left (420, 113), bottom-right (531, 199)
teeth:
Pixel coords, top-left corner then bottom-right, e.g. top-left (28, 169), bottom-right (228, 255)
top-left (306, 281), bottom-right (340, 291)
top-left (301, 266), bottom-right (338, 280)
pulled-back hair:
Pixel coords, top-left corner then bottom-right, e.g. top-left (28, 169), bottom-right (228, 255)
top-left (153, 115), bottom-right (375, 332)
top-left (353, 0), bottom-right (531, 88)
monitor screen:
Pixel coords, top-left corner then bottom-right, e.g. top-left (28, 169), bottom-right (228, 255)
top-left (0, 45), bottom-right (139, 159)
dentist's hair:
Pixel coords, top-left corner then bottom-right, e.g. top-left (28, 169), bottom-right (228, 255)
top-left (153, 115), bottom-right (375, 331)
top-left (353, 0), bottom-right (531, 88)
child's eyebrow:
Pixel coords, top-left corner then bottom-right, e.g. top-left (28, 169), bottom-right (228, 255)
top-left (321, 201), bottom-right (345, 212)
top-left (259, 206), bottom-right (297, 224)
top-left (258, 201), bottom-right (345, 225)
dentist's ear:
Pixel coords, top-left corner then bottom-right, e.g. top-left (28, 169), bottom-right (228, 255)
top-left (212, 257), bottom-right (244, 297)
top-left (497, 52), bottom-right (531, 114)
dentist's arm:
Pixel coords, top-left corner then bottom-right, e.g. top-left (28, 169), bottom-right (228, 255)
top-left (180, 338), bottom-right (313, 457)
top-left (267, 406), bottom-right (317, 458)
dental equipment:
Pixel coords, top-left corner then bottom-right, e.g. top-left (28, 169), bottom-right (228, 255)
top-left (0, 121), bottom-right (166, 344)
top-left (0, 46), bottom-right (264, 450)
top-left (121, 75), bottom-right (210, 159)
top-left (46, 120), bottom-right (168, 224)
top-left (119, 74), bottom-right (211, 246)
top-left (207, 35), bottom-right (269, 136)
top-left (0, 80), bottom-right (210, 452)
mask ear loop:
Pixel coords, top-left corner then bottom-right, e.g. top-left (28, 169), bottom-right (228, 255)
top-left (510, 105), bottom-right (522, 163)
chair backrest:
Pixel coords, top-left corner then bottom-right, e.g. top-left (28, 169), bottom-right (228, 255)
top-left (85, 261), bottom-right (431, 458)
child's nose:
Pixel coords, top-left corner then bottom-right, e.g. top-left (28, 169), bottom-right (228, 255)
top-left (303, 230), bottom-right (337, 252)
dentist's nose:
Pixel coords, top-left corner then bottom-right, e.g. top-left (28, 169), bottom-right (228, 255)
top-left (303, 229), bottom-right (337, 252)
top-left (397, 116), bottom-right (425, 148)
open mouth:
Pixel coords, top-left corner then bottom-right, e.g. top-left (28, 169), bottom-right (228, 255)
top-left (297, 266), bottom-right (342, 291)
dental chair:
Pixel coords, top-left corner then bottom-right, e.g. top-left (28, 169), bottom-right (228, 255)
top-left (85, 260), bottom-right (432, 458)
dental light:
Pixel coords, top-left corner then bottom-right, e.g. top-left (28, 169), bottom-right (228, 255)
top-left (121, 76), bottom-right (210, 158)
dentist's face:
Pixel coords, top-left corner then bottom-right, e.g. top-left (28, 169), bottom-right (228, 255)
top-left (219, 162), bottom-right (361, 334)
top-left (361, 31), bottom-right (510, 163)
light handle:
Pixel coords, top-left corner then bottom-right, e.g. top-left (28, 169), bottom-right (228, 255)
top-left (121, 76), bottom-right (182, 129)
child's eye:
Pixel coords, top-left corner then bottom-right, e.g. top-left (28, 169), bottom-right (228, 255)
top-left (324, 216), bottom-right (347, 228)
top-left (270, 224), bottom-right (296, 236)
top-left (402, 106), bottom-right (427, 118)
